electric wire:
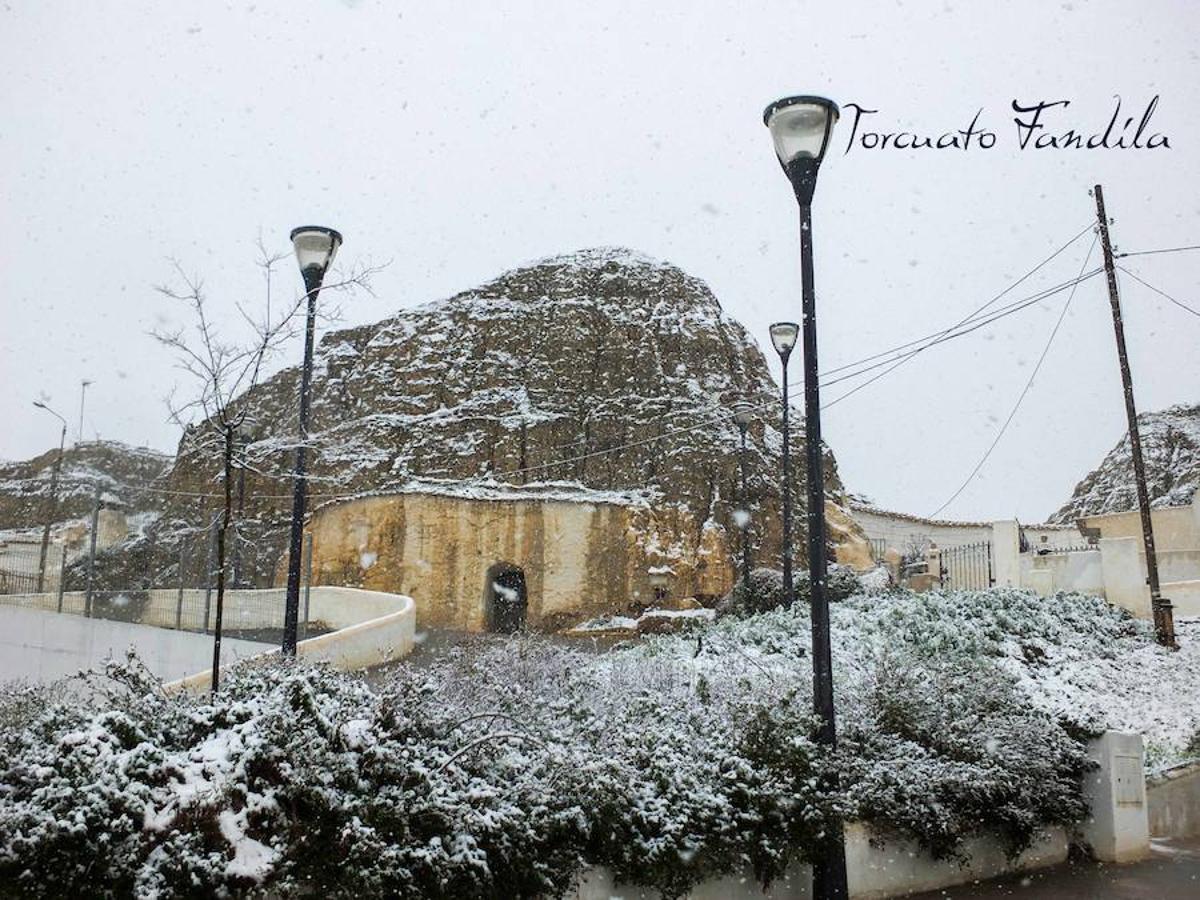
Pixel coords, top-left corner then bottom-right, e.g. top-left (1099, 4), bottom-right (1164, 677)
top-left (818, 224), bottom-right (1095, 409)
top-left (820, 268), bottom-right (1102, 409)
top-left (819, 222), bottom-right (1093, 380)
top-left (1116, 265), bottom-right (1200, 319)
top-left (1115, 244), bottom-right (1200, 260)
top-left (926, 235), bottom-right (1098, 519)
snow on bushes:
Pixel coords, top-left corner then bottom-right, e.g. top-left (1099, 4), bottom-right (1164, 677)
top-left (1, 588), bottom-right (1196, 897)
top-left (716, 564), bottom-right (876, 617)
top-left (0, 652), bottom-right (835, 898)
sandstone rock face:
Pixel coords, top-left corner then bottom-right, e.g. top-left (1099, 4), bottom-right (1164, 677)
top-left (1051, 403), bottom-right (1200, 523)
top-left (116, 247), bottom-right (864, 606)
top-left (0, 441), bottom-right (170, 531)
top-left (303, 485), bottom-right (738, 631)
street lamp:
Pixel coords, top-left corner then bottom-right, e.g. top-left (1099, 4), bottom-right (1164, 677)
top-left (764, 94), bottom-right (847, 899)
top-left (732, 402), bottom-right (755, 599)
top-left (282, 226), bottom-right (342, 656)
top-left (32, 401), bottom-right (68, 593)
top-left (769, 322), bottom-right (799, 607)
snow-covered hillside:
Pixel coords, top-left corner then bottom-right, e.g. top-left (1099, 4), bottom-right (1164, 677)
top-left (138, 247), bottom-right (858, 585)
top-left (0, 441), bottom-right (170, 530)
top-left (1051, 402), bottom-right (1200, 522)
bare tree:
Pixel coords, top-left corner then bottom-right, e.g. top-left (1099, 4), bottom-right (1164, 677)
top-left (152, 240), bottom-right (377, 692)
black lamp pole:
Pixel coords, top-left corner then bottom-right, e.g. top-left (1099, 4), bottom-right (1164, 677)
top-left (768, 326), bottom-right (798, 606)
top-left (282, 226), bottom-right (342, 656)
top-left (764, 94), bottom-right (848, 900)
top-left (733, 403), bottom-right (755, 596)
top-left (33, 401), bottom-right (67, 593)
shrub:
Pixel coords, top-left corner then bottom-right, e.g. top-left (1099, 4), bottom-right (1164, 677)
top-left (717, 564), bottom-right (871, 618)
top-left (2, 587), bottom-right (1147, 897)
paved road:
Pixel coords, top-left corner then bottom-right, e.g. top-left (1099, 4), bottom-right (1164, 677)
top-left (910, 839), bottom-right (1200, 899)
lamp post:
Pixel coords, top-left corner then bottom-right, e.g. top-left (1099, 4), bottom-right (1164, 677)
top-left (282, 226), bottom-right (342, 656)
top-left (77, 379), bottom-right (92, 446)
top-left (764, 94), bottom-right (847, 899)
top-left (769, 322), bottom-right (799, 606)
top-left (32, 401), bottom-right (67, 593)
top-left (732, 401), bottom-right (755, 599)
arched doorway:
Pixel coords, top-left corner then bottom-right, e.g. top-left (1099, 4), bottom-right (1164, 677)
top-left (485, 563), bottom-right (527, 633)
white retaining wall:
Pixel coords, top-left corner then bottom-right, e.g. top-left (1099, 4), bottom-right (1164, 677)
top-left (0, 587), bottom-right (416, 691)
top-left (167, 587), bottom-right (416, 693)
top-left (1147, 761), bottom-right (1200, 840)
top-left (0, 604), bottom-right (271, 684)
top-left (571, 732), bottom-right (1143, 899)
top-left (572, 825), bottom-right (1067, 900)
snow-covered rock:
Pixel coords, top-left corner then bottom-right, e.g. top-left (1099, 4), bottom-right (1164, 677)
top-left (133, 247), bottom-right (864, 587)
top-left (1051, 402), bottom-right (1200, 522)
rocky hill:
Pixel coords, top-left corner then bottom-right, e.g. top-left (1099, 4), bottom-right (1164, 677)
top-left (1050, 403), bottom-right (1200, 523)
top-left (108, 247), bottom-right (864, 587)
top-left (0, 441), bottom-right (171, 531)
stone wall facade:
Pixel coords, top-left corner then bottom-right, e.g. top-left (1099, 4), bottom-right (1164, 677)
top-left (300, 491), bottom-right (739, 631)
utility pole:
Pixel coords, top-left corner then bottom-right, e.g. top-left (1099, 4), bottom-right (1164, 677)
top-left (77, 380), bottom-right (92, 446)
top-left (84, 484), bottom-right (100, 617)
top-left (32, 401), bottom-right (68, 593)
top-left (36, 422), bottom-right (66, 592)
top-left (1093, 184), bottom-right (1175, 648)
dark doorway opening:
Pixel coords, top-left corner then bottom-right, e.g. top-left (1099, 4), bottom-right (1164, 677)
top-left (486, 564), bottom-right (527, 633)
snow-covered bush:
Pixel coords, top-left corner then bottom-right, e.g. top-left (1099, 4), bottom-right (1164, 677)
top-left (717, 564), bottom-right (874, 617)
top-left (0, 648), bottom-right (833, 899)
top-left (837, 649), bottom-right (1090, 860)
top-left (3, 587), bottom-right (1190, 896)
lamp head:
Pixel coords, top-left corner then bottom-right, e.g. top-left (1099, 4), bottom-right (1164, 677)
top-left (289, 226), bottom-right (342, 283)
top-left (732, 402), bottom-right (755, 428)
top-left (769, 322), bottom-right (800, 359)
top-left (763, 95), bottom-right (838, 203)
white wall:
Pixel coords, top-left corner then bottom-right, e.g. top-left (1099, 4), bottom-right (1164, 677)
top-left (0, 586), bottom-right (417, 691)
top-left (1148, 761), bottom-right (1200, 840)
top-left (0, 604), bottom-right (270, 684)
top-left (167, 587), bottom-right (416, 693)
top-left (850, 506), bottom-right (991, 555)
top-left (571, 824), bottom-right (1067, 900)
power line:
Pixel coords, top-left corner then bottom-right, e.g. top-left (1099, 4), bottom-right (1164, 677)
top-left (1117, 265), bottom-right (1200, 319)
top-left (817, 225), bottom-right (1094, 410)
top-left (1115, 244), bottom-right (1200, 260)
top-left (927, 235), bottom-right (1098, 519)
top-left (820, 268), bottom-right (1102, 403)
top-left (493, 222), bottom-right (1096, 459)
top-left (818, 222), bottom-right (1094, 381)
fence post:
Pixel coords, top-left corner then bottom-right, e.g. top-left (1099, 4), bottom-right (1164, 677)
top-left (176, 541), bottom-right (186, 630)
top-left (84, 485), bottom-right (100, 617)
top-left (202, 515), bottom-right (216, 635)
top-left (302, 531), bottom-right (313, 640)
top-left (56, 546), bottom-right (67, 613)
top-left (926, 545), bottom-right (942, 589)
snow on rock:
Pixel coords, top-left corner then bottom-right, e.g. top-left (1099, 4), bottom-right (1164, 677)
top-left (118, 247), bottom-right (864, 588)
top-left (1052, 402), bottom-right (1200, 521)
top-left (0, 441), bottom-right (170, 530)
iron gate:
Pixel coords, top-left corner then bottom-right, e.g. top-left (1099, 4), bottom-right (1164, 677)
top-left (938, 541), bottom-right (994, 590)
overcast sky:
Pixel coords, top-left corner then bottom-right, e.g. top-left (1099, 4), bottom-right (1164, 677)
top-left (2, 0), bottom-right (1197, 522)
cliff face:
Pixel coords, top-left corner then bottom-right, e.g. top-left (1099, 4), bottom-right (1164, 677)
top-left (123, 247), bottom-right (865, 587)
top-left (0, 441), bottom-right (170, 531)
top-left (1050, 403), bottom-right (1200, 523)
